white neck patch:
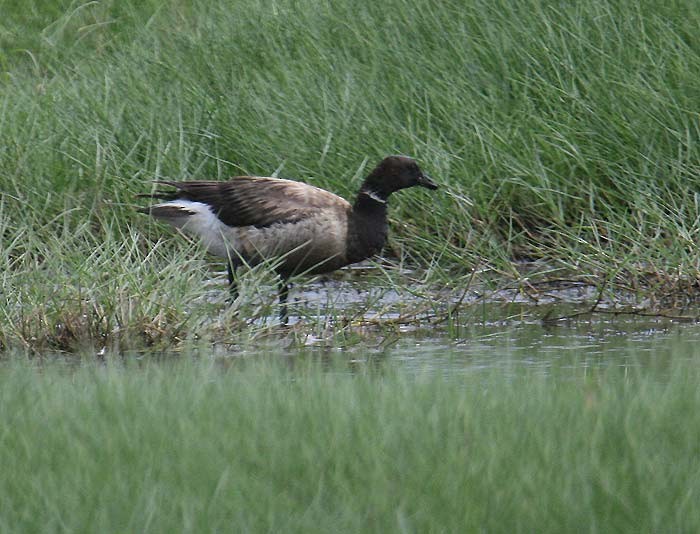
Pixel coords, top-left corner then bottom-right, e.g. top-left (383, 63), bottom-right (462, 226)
top-left (361, 190), bottom-right (387, 204)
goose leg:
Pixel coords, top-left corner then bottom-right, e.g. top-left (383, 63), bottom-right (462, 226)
top-left (227, 262), bottom-right (238, 302)
top-left (278, 277), bottom-right (290, 325)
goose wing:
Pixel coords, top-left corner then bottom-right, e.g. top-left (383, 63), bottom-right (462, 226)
top-left (146, 177), bottom-right (352, 228)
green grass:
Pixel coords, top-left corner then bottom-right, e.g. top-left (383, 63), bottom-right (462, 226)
top-left (1, 354), bottom-right (700, 532)
top-left (2, 0), bottom-right (700, 350)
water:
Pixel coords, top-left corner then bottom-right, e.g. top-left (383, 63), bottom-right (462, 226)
top-left (218, 275), bottom-right (700, 380)
top-left (368, 314), bottom-right (700, 380)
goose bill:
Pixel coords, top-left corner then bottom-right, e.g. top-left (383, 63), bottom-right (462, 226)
top-left (417, 173), bottom-right (438, 190)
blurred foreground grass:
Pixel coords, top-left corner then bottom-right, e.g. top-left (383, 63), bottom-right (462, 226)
top-left (2, 354), bottom-right (700, 532)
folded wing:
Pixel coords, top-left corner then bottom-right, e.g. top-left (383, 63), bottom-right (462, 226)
top-left (144, 177), bottom-right (351, 228)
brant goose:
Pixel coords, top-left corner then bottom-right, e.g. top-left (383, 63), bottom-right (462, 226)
top-left (139, 156), bottom-right (437, 323)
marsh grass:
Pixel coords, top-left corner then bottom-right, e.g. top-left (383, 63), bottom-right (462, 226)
top-left (2, 355), bottom-right (700, 532)
top-left (2, 0), bottom-right (700, 350)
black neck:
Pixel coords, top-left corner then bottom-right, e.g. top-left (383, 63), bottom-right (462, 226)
top-left (346, 190), bottom-right (390, 264)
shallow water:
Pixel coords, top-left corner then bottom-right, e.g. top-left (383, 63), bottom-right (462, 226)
top-left (364, 315), bottom-right (700, 379)
top-left (215, 275), bottom-right (700, 380)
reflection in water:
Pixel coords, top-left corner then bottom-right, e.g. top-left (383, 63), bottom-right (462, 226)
top-left (381, 318), bottom-right (700, 380)
top-left (231, 306), bottom-right (700, 382)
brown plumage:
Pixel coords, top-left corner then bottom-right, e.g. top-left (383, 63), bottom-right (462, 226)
top-left (139, 155), bottom-right (437, 323)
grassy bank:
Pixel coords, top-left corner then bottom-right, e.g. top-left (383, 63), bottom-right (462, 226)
top-left (2, 0), bottom-right (700, 350)
top-left (0, 356), bottom-right (699, 532)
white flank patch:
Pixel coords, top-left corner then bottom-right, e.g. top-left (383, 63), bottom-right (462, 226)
top-left (151, 200), bottom-right (237, 257)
